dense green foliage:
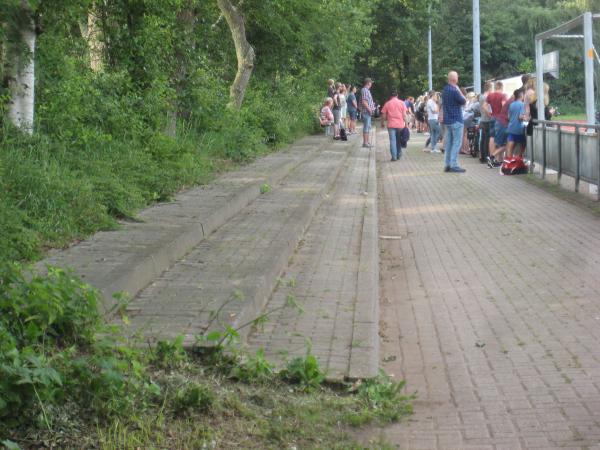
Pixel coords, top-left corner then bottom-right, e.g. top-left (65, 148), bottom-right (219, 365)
top-left (359, 0), bottom-right (595, 110)
top-left (0, 263), bottom-right (412, 448)
top-left (0, 0), bottom-right (372, 263)
top-left (1, 0), bottom-right (597, 263)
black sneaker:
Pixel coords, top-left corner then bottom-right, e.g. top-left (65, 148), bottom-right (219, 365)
top-left (486, 156), bottom-right (495, 168)
top-left (444, 166), bottom-right (451, 172)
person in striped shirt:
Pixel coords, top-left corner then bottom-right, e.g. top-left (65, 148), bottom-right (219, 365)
top-left (360, 78), bottom-right (375, 148)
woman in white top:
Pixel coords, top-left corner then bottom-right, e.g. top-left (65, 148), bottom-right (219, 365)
top-left (426, 91), bottom-right (441, 153)
top-left (339, 85), bottom-right (348, 130)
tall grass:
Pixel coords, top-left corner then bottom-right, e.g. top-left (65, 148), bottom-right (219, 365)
top-left (0, 70), bottom-right (322, 263)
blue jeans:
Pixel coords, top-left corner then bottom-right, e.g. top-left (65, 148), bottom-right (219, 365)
top-left (387, 128), bottom-right (402, 160)
top-left (444, 122), bottom-right (464, 169)
top-left (428, 119), bottom-right (441, 150)
top-left (362, 112), bottom-right (372, 133)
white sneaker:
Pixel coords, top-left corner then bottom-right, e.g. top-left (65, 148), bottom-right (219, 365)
top-left (431, 149), bottom-right (442, 154)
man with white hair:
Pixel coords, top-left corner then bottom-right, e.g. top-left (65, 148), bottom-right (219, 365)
top-left (441, 71), bottom-right (467, 173)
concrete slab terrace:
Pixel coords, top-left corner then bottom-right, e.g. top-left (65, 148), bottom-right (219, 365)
top-left (38, 136), bottom-right (328, 314)
top-left (247, 134), bottom-right (380, 380)
top-left (115, 140), bottom-right (360, 346)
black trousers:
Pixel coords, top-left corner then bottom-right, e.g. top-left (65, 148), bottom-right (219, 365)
top-left (479, 121), bottom-right (491, 160)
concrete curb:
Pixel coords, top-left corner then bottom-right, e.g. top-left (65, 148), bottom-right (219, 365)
top-left (38, 136), bottom-right (329, 315)
top-left (348, 134), bottom-right (380, 380)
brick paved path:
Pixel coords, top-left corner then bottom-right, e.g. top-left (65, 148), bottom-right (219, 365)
top-left (248, 137), bottom-right (379, 380)
top-left (375, 130), bottom-right (600, 449)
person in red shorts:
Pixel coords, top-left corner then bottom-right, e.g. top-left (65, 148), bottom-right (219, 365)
top-left (486, 81), bottom-right (507, 162)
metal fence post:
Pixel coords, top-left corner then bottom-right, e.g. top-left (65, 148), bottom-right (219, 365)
top-left (597, 128), bottom-right (600, 201)
top-left (542, 122), bottom-right (547, 179)
top-left (575, 126), bottom-right (581, 193)
top-left (557, 124), bottom-right (562, 185)
top-left (530, 121), bottom-right (536, 173)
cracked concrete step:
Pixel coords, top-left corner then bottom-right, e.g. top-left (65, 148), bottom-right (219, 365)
top-left (247, 138), bottom-right (379, 381)
top-left (37, 135), bottom-right (327, 314)
top-left (118, 141), bottom-right (357, 345)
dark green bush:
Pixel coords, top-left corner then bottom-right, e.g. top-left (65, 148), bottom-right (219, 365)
top-left (0, 264), bottom-right (158, 429)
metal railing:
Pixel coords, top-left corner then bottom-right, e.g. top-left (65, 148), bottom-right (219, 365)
top-left (530, 119), bottom-right (600, 200)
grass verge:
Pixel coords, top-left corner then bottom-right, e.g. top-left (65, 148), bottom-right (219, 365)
top-left (525, 174), bottom-right (600, 216)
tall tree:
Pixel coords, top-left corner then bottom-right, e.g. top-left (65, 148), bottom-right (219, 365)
top-left (3, 0), bottom-right (36, 133)
top-left (216, 0), bottom-right (255, 109)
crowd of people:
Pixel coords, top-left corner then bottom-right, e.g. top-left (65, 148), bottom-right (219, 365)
top-left (421, 72), bottom-right (553, 172)
top-left (320, 71), bottom-right (552, 173)
top-left (320, 80), bottom-right (360, 141)
top-left (320, 77), bottom-right (377, 148)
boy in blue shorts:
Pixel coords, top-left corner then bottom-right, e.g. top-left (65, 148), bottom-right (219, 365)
top-left (506, 89), bottom-right (527, 158)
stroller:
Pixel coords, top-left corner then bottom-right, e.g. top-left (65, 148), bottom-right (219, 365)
top-left (466, 118), bottom-right (480, 158)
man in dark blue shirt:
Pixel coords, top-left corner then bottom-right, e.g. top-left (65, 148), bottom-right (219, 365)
top-left (441, 71), bottom-right (467, 173)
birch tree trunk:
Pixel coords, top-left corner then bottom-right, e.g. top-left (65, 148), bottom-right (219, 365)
top-left (216, 0), bottom-right (255, 109)
top-left (8, 11), bottom-right (36, 134)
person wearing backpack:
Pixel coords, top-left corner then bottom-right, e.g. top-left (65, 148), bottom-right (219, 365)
top-left (381, 89), bottom-right (408, 161)
top-left (415, 96), bottom-right (427, 133)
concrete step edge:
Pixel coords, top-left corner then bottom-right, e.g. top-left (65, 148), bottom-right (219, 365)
top-left (348, 143), bottom-right (380, 380)
top-left (229, 142), bottom-right (357, 343)
top-left (38, 136), bottom-right (330, 316)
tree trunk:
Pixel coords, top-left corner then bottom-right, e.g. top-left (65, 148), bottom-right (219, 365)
top-left (80, 5), bottom-right (104, 72)
top-left (165, 2), bottom-right (196, 136)
top-left (216, 0), bottom-right (255, 109)
top-left (8, 10), bottom-right (35, 134)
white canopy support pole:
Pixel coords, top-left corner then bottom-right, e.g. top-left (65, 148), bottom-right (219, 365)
top-left (535, 38), bottom-right (544, 127)
top-left (472, 0), bottom-right (481, 94)
top-left (583, 11), bottom-right (595, 127)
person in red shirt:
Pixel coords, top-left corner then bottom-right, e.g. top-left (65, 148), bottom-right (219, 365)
top-left (486, 81), bottom-right (506, 118)
top-left (486, 81), bottom-right (508, 165)
top-left (381, 90), bottom-right (408, 161)
top-left (487, 89), bottom-right (516, 167)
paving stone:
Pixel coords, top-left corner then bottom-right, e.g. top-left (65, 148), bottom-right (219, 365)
top-left (38, 136), bottom-right (328, 313)
top-left (373, 131), bottom-right (600, 448)
top-left (247, 138), bottom-right (379, 380)
top-left (114, 142), bottom-right (354, 344)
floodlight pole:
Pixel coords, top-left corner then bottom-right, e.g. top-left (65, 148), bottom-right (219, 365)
top-left (428, 3), bottom-right (433, 91)
top-left (473, 0), bottom-right (481, 94)
top-left (583, 11), bottom-right (595, 126)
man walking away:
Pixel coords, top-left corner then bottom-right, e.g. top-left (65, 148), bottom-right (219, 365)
top-left (361, 78), bottom-right (375, 148)
top-left (441, 71), bottom-right (466, 173)
top-left (381, 89), bottom-right (408, 161)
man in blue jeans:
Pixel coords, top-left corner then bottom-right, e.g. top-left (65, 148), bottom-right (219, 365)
top-left (441, 71), bottom-right (467, 173)
top-left (360, 78), bottom-right (375, 148)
